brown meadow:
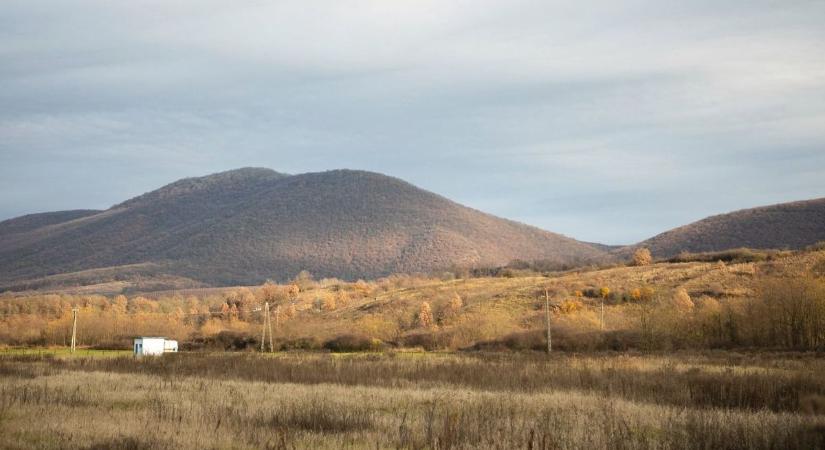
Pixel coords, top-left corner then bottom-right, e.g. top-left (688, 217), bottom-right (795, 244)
top-left (1, 352), bottom-right (824, 449)
top-left (1, 248), bottom-right (824, 448)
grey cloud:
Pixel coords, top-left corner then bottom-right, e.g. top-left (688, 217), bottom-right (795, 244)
top-left (1, 0), bottom-right (824, 244)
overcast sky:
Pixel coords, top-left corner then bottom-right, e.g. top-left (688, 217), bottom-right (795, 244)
top-left (1, 1), bottom-right (824, 244)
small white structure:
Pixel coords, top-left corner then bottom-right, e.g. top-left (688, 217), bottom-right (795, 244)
top-left (163, 339), bottom-right (178, 353)
top-left (133, 337), bottom-right (178, 356)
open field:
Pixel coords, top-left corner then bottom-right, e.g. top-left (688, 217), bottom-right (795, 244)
top-left (0, 348), bottom-right (132, 358)
top-left (1, 351), bottom-right (824, 449)
top-left (1, 249), bottom-right (823, 448)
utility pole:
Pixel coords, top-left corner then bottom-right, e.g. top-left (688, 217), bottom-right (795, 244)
top-left (260, 302), bottom-right (267, 352)
top-left (261, 302), bottom-right (275, 353)
top-left (268, 304), bottom-right (275, 353)
top-left (544, 289), bottom-right (552, 354)
top-left (70, 307), bottom-right (79, 353)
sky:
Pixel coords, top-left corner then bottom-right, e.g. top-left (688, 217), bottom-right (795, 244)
top-left (1, 1), bottom-right (824, 245)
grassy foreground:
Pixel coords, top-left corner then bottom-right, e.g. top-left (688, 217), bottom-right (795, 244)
top-left (0, 347), bottom-right (132, 358)
top-left (1, 351), bottom-right (824, 449)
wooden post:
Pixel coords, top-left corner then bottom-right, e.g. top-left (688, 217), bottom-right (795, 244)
top-left (70, 307), bottom-right (79, 353)
top-left (544, 289), bottom-right (552, 354)
top-left (600, 301), bottom-right (605, 330)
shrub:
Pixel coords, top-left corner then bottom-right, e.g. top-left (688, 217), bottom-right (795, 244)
top-left (559, 300), bottom-right (584, 314)
top-left (471, 330), bottom-right (545, 351)
top-left (278, 337), bottom-right (322, 351)
top-left (671, 288), bottom-right (694, 312)
top-left (632, 248), bottom-right (653, 266)
top-left (401, 332), bottom-right (439, 350)
top-left (323, 334), bottom-right (381, 352)
top-left (187, 331), bottom-right (258, 351)
top-left (439, 294), bottom-right (463, 322)
top-left (668, 248), bottom-right (775, 264)
top-left (806, 241), bottom-right (825, 252)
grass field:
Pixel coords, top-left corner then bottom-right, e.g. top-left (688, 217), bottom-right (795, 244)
top-left (1, 351), bottom-right (824, 449)
top-left (1, 250), bottom-right (824, 448)
top-left (0, 347), bottom-right (132, 358)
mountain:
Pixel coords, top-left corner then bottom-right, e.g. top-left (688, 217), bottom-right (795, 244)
top-left (628, 198), bottom-right (825, 258)
top-left (0, 210), bottom-right (101, 236)
top-left (0, 168), bottom-right (608, 290)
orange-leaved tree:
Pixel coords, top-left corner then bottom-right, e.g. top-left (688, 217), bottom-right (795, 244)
top-left (418, 302), bottom-right (434, 328)
top-left (633, 248), bottom-right (653, 266)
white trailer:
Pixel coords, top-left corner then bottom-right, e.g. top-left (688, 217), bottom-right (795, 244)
top-left (163, 339), bottom-right (178, 352)
top-left (133, 337), bottom-right (178, 356)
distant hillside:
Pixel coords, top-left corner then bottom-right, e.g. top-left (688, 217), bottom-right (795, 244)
top-left (628, 198), bottom-right (825, 258)
top-left (0, 168), bottom-right (608, 290)
top-left (0, 210), bottom-right (101, 236)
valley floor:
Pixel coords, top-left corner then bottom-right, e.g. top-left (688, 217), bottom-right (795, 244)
top-left (1, 351), bottom-right (824, 449)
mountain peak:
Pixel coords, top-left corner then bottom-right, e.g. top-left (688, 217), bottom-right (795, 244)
top-left (0, 168), bottom-right (607, 288)
top-left (114, 167), bottom-right (289, 209)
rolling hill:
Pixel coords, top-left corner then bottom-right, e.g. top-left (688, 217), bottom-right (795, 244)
top-left (0, 168), bottom-right (608, 290)
top-left (628, 198), bottom-right (825, 258)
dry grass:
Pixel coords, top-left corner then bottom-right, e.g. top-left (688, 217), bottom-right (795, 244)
top-left (1, 352), bottom-right (824, 449)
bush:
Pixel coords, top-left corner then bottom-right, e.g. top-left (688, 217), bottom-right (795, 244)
top-left (806, 241), bottom-right (825, 252)
top-left (632, 248), bottom-right (653, 266)
top-left (668, 248), bottom-right (779, 264)
top-left (185, 331), bottom-right (258, 351)
top-left (278, 337), bottom-right (322, 351)
top-left (323, 334), bottom-right (382, 352)
top-left (401, 332), bottom-right (441, 351)
top-left (500, 330), bottom-right (546, 351)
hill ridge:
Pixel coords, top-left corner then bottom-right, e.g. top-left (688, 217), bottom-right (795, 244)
top-left (0, 168), bottom-right (608, 290)
top-left (629, 196), bottom-right (825, 258)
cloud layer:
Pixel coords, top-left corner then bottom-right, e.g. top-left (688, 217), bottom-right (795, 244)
top-left (2, 0), bottom-right (824, 244)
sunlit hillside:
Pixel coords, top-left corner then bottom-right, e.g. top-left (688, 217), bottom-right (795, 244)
top-left (3, 247), bottom-right (823, 352)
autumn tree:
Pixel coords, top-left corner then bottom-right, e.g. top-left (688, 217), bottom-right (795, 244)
top-left (354, 280), bottom-right (371, 297)
top-left (233, 287), bottom-right (256, 321)
top-left (439, 293), bottom-right (463, 322)
top-left (671, 288), bottom-right (694, 312)
top-left (292, 270), bottom-right (315, 291)
top-left (750, 276), bottom-right (825, 349)
top-left (448, 293), bottom-right (463, 311)
top-left (112, 295), bottom-right (128, 315)
top-left (633, 248), bottom-right (653, 266)
top-left (694, 296), bottom-right (724, 346)
top-left (282, 303), bottom-right (297, 320)
top-left (322, 294), bottom-right (337, 311)
top-left (559, 299), bottom-right (584, 314)
top-left (219, 302), bottom-right (231, 318)
top-left (335, 291), bottom-right (351, 308)
top-left (286, 284), bottom-right (300, 301)
top-left (418, 302), bottom-right (434, 328)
